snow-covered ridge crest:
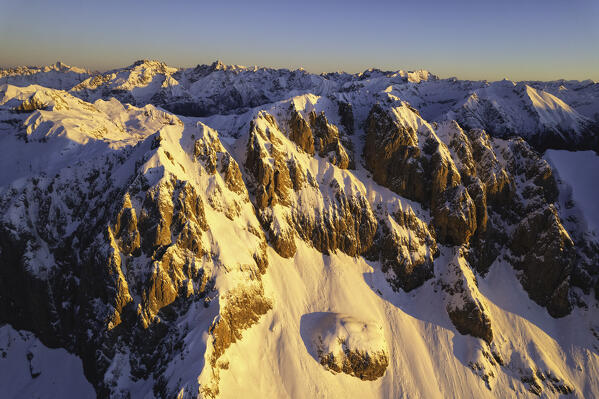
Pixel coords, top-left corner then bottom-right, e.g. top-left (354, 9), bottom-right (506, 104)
top-left (5, 59), bottom-right (597, 153)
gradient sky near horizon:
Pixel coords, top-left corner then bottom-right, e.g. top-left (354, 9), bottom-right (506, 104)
top-left (1, 0), bottom-right (598, 81)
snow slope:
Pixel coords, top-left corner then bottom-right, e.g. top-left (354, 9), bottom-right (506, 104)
top-left (0, 325), bottom-right (94, 399)
top-left (545, 150), bottom-right (599, 236)
top-left (214, 244), bottom-right (599, 399)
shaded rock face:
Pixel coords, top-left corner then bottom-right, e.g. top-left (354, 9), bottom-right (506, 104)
top-left (440, 249), bottom-right (493, 344)
top-left (288, 108), bottom-right (315, 155)
top-left (489, 138), bottom-right (581, 317)
top-left (286, 106), bottom-right (353, 169)
top-left (309, 111), bottom-right (352, 169)
top-left (431, 185), bottom-right (477, 246)
top-left (510, 205), bottom-right (574, 317)
top-left (435, 121), bottom-right (598, 318)
top-left (337, 101), bottom-right (355, 135)
top-left (364, 108), bottom-right (594, 318)
top-left (364, 104), bottom-right (424, 201)
top-left (447, 302), bottom-right (493, 344)
top-left (364, 104), bottom-right (477, 246)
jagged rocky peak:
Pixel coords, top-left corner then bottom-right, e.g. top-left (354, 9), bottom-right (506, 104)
top-left (364, 103), bottom-right (477, 245)
top-left (285, 102), bottom-right (353, 168)
top-left (243, 109), bottom-right (376, 258)
top-left (0, 90), bottom-right (274, 396)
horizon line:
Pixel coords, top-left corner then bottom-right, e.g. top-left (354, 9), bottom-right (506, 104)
top-left (0, 59), bottom-right (597, 84)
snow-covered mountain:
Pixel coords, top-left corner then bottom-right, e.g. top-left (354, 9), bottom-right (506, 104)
top-left (0, 62), bottom-right (92, 91)
top-left (4, 60), bottom-right (597, 151)
top-left (0, 62), bottom-right (598, 398)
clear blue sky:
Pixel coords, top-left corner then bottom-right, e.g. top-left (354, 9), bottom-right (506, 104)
top-left (1, 0), bottom-right (598, 81)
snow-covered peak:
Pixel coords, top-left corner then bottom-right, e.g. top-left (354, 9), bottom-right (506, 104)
top-left (0, 63), bottom-right (91, 91)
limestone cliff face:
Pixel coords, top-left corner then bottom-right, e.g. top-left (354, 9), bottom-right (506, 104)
top-left (375, 205), bottom-right (438, 292)
top-left (287, 106), bottom-right (353, 169)
top-left (364, 103), bottom-right (598, 323)
top-left (244, 110), bottom-right (376, 259)
top-left (439, 249), bottom-right (494, 344)
top-left (364, 104), bottom-right (477, 246)
top-left (511, 205), bottom-right (574, 317)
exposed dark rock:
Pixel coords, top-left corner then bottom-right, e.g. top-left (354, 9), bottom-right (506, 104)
top-left (440, 250), bottom-right (494, 344)
top-left (431, 185), bottom-right (477, 246)
top-left (364, 104), bottom-right (424, 202)
top-left (288, 108), bottom-right (315, 155)
top-left (447, 301), bottom-right (493, 344)
top-left (377, 207), bottom-right (437, 291)
top-left (510, 205), bottom-right (574, 317)
top-left (309, 111), bottom-right (352, 169)
top-left (337, 101), bottom-right (355, 135)
top-left (364, 105), bottom-right (477, 246)
top-left (318, 347), bottom-right (389, 381)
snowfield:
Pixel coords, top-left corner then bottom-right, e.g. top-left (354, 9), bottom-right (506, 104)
top-left (0, 325), bottom-right (95, 398)
top-left (545, 150), bottom-right (599, 236)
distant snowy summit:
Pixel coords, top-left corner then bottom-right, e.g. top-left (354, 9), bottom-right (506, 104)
top-left (2, 60), bottom-right (597, 151)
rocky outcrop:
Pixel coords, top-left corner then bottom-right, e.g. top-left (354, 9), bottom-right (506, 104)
top-left (376, 205), bottom-right (438, 291)
top-left (288, 108), bottom-right (315, 155)
top-left (286, 105), bottom-right (353, 169)
top-left (337, 101), bottom-right (354, 135)
top-left (364, 104), bottom-right (477, 245)
top-left (364, 104), bottom-right (424, 201)
top-left (303, 312), bottom-right (389, 381)
top-left (440, 249), bottom-right (494, 344)
top-left (244, 111), bottom-right (376, 259)
top-left (309, 110), bottom-right (352, 169)
top-left (510, 205), bottom-right (574, 317)
top-left (209, 284), bottom-right (272, 365)
top-left (431, 185), bottom-right (477, 245)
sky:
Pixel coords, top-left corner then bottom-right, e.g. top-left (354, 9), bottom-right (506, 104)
top-left (1, 0), bottom-right (598, 81)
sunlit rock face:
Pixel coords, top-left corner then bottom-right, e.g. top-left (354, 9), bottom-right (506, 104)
top-left (0, 64), bottom-right (598, 398)
top-left (302, 312), bottom-right (389, 380)
top-left (244, 109), bottom-right (376, 259)
top-left (375, 205), bottom-right (438, 292)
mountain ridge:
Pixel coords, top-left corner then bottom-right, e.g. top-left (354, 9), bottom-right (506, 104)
top-left (0, 62), bottom-right (598, 398)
